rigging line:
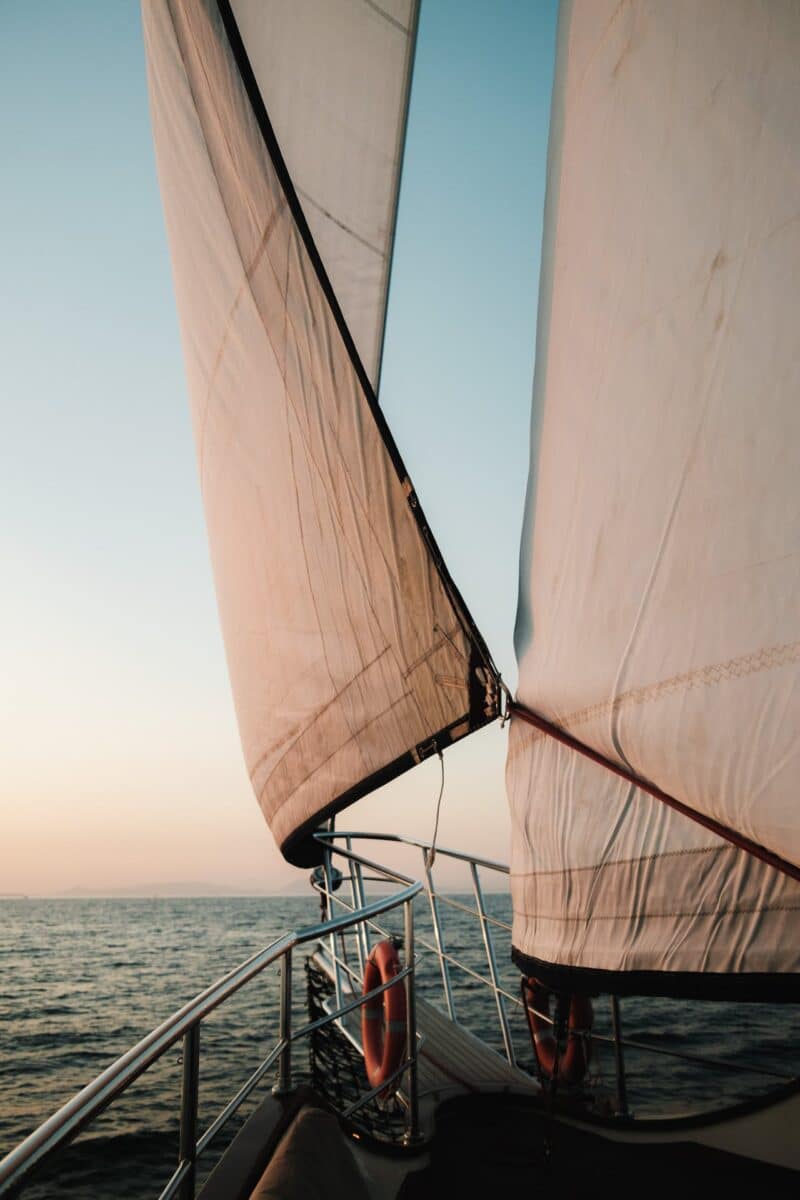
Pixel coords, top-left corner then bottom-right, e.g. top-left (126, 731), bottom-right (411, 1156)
top-left (425, 750), bottom-right (445, 870)
top-left (509, 701), bottom-right (800, 884)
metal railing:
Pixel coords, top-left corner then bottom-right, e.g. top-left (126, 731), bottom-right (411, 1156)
top-left (313, 831), bottom-right (517, 1068)
top-left (4, 830), bottom-right (797, 1199)
top-left (313, 831), bottom-right (799, 1120)
top-left (0, 883), bottom-right (422, 1200)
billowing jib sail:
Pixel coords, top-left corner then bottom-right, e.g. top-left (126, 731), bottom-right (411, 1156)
top-left (508, 0), bottom-right (800, 997)
top-left (143, 0), bottom-right (497, 865)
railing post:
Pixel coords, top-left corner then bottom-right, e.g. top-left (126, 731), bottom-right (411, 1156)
top-left (346, 836), bottom-right (366, 977)
top-left (178, 1024), bottom-right (200, 1200)
top-left (421, 848), bottom-right (456, 1021)
top-left (610, 995), bottom-right (629, 1117)
top-left (324, 848), bottom-right (345, 1011)
top-left (469, 862), bottom-right (515, 1066)
top-left (354, 847), bottom-right (371, 965)
top-left (403, 896), bottom-right (421, 1145)
top-left (273, 948), bottom-right (293, 1097)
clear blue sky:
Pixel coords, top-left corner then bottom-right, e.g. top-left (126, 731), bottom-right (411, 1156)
top-left (0, 0), bottom-right (557, 894)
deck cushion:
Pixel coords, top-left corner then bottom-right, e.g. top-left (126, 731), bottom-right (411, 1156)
top-left (249, 1105), bottom-right (369, 1199)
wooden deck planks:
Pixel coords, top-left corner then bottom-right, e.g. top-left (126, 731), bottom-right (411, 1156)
top-left (415, 997), bottom-right (536, 1098)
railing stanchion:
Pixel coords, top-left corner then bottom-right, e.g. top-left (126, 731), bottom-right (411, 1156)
top-left (178, 1024), bottom-right (200, 1200)
top-left (354, 853), bottom-right (371, 963)
top-left (470, 862), bottom-right (515, 1065)
top-left (403, 895), bottom-right (421, 1145)
top-left (346, 835), bottom-right (366, 977)
top-left (421, 848), bottom-right (456, 1021)
top-left (324, 848), bottom-right (345, 1011)
top-left (273, 948), bottom-right (293, 1097)
top-left (610, 995), bottom-right (629, 1118)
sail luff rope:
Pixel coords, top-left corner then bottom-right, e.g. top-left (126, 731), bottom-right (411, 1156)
top-left (510, 701), bottom-right (800, 883)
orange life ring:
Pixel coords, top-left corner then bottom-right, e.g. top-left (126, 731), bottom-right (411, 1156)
top-left (522, 977), bottom-right (593, 1085)
top-left (361, 940), bottom-right (407, 1091)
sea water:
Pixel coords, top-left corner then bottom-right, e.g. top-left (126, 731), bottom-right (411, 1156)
top-left (2, 896), bottom-right (798, 1198)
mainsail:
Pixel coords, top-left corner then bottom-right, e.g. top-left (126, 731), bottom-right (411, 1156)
top-left (508, 0), bottom-right (800, 997)
top-left (144, 0), bottom-right (498, 866)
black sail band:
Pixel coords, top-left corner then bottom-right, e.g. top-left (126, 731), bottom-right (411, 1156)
top-left (513, 947), bottom-right (800, 1003)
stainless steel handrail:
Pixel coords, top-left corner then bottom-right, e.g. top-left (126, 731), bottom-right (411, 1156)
top-left (10, 822), bottom-right (796, 1198)
top-left (314, 829), bottom-right (509, 875)
top-left (0, 882), bottom-right (422, 1199)
top-left (314, 830), bottom-right (518, 1072)
top-left (313, 831), bottom-right (800, 1110)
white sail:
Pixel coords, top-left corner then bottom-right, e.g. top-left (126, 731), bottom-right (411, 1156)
top-left (143, 0), bottom-right (496, 865)
top-left (227, 0), bottom-right (417, 387)
top-left (508, 0), bottom-right (800, 994)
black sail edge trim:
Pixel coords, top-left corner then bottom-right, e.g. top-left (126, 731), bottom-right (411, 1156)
top-left (281, 708), bottom-right (493, 867)
top-left (512, 947), bottom-right (800, 1003)
top-left (215, 0), bottom-right (499, 688)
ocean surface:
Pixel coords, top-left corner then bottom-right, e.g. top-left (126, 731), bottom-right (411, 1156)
top-left (2, 894), bottom-right (798, 1198)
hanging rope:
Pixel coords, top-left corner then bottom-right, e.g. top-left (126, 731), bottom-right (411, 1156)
top-left (425, 749), bottom-right (445, 870)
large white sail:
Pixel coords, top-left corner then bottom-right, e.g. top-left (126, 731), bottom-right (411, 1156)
top-left (227, 0), bottom-right (416, 388)
top-left (508, 0), bottom-right (800, 995)
top-left (144, 0), bottom-right (497, 865)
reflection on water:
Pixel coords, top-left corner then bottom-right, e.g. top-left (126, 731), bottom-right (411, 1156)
top-left (2, 896), bottom-right (798, 1197)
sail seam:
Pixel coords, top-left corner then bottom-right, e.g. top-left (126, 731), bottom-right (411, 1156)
top-left (284, 383), bottom-right (343, 729)
top-left (248, 646), bottom-right (393, 786)
top-left (258, 690), bottom-right (415, 817)
top-left (513, 904), bottom-right (800, 921)
top-left (196, 199), bottom-right (287, 484)
top-left (511, 843), bottom-right (729, 877)
top-left (521, 640), bottom-right (800, 742)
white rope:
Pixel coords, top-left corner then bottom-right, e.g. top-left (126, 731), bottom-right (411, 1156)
top-left (425, 750), bottom-right (445, 869)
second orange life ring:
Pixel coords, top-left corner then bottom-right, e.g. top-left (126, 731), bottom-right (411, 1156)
top-left (361, 939), bottom-right (407, 1092)
top-left (522, 976), bottom-right (593, 1085)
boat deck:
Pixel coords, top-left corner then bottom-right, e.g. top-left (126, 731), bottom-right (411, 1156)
top-left (396, 1092), bottom-right (800, 1198)
top-left (198, 1080), bottom-right (800, 1200)
top-left (197, 951), bottom-right (799, 1200)
top-left (414, 995), bottom-right (536, 1104)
